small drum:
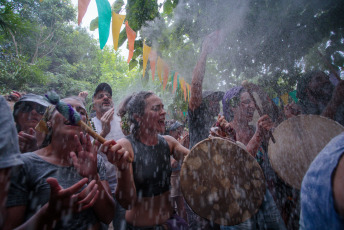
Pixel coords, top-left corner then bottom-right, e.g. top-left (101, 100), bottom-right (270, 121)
top-left (268, 115), bottom-right (344, 189)
top-left (180, 137), bottom-right (266, 226)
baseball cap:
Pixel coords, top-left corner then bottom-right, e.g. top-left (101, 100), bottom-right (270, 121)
top-left (93, 83), bottom-right (112, 97)
top-left (13, 94), bottom-right (51, 118)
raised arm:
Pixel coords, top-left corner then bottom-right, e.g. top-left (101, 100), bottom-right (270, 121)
top-left (189, 30), bottom-right (224, 111)
top-left (164, 135), bottom-right (190, 163)
top-left (102, 138), bottom-right (136, 210)
top-left (70, 133), bottom-right (115, 224)
top-left (322, 80), bottom-right (344, 120)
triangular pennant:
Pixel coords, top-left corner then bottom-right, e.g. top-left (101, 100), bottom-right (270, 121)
top-left (157, 56), bottom-right (163, 83)
top-left (272, 97), bottom-right (280, 106)
top-left (163, 63), bottom-right (169, 90)
top-left (288, 90), bottom-right (298, 103)
top-left (281, 93), bottom-right (289, 105)
top-left (112, 13), bottom-right (125, 51)
top-left (142, 41), bottom-right (152, 78)
top-left (186, 83), bottom-right (190, 101)
top-left (95, 0), bottom-right (112, 49)
top-left (78, 0), bottom-right (91, 25)
top-left (148, 50), bottom-right (157, 81)
top-left (173, 72), bottom-right (178, 93)
top-left (125, 21), bottom-right (136, 63)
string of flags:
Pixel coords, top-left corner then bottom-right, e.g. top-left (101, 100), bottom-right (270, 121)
top-left (78, 1), bottom-right (299, 109)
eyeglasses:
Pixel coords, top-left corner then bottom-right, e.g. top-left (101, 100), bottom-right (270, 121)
top-left (18, 102), bottom-right (46, 115)
top-left (96, 93), bottom-right (111, 100)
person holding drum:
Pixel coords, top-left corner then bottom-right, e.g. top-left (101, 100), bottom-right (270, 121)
top-left (102, 91), bottom-right (190, 230)
top-left (218, 86), bottom-right (287, 230)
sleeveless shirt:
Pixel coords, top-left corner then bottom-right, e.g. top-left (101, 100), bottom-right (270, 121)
top-left (126, 134), bottom-right (172, 197)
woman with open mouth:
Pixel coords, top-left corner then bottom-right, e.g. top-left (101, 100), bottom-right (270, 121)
top-left (101, 91), bottom-right (190, 230)
top-left (5, 96), bottom-right (115, 230)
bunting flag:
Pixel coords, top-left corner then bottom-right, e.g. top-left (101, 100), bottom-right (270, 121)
top-left (148, 50), bottom-right (157, 81)
top-left (272, 98), bottom-right (280, 106)
top-left (186, 83), bottom-right (190, 101)
top-left (142, 42), bottom-right (151, 77)
top-left (112, 13), bottom-right (125, 51)
top-left (288, 90), bottom-right (298, 103)
top-left (173, 72), bottom-right (178, 93)
top-left (95, 0), bottom-right (111, 49)
top-left (78, 0), bottom-right (91, 25)
top-left (125, 21), bottom-right (136, 63)
top-left (163, 62), bottom-right (169, 90)
top-left (157, 56), bottom-right (163, 83)
top-left (280, 93), bottom-right (289, 105)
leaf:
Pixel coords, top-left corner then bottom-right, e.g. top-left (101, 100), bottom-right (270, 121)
top-left (90, 17), bottom-right (99, 31)
top-left (129, 59), bottom-right (138, 70)
top-left (112, 0), bottom-right (125, 13)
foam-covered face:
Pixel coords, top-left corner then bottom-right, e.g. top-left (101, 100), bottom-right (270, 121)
top-left (232, 92), bottom-right (255, 122)
top-left (93, 90), bottom-right (113, 114)
top-left (50, 98), bottom-right (87, 139)
top-left (137, 95), bottom-right (166, 134)
top-left (16, 102), bottom-right (45, 132)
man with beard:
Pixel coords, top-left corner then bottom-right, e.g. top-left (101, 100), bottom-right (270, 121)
top-left (296, 71), bottom-right (344, 126)
top-left (91, 83), bottom-right (126, 230)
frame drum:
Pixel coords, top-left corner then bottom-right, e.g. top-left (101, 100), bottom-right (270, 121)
top-left (268, 115), bottom-right (344, 189)
top-left (180, 137), bottom-right (266, 226)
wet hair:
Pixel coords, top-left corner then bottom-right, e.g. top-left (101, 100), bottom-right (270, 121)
top-left (117, 95), bottom-right (135, 135)
top-left (126, 91), bottom-right (154, 137)
top-left (222, 87), bottom-right (246, 121)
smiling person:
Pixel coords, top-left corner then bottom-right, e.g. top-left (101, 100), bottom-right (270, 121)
top-left (102, 91), bottom-right (190, 230)
top-left (91, 83), bottom-right (127, 230)
top-left (13, 94), bottom-right (51, 153)
top-left (5, 96), bottom-right (114, 230)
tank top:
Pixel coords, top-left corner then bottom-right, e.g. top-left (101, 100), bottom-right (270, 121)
top-left (126, 134), bottom-right (172, 197)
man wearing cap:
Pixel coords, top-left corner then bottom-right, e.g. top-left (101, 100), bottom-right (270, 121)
top-left (91, 83), bottom-right (126, 230)
top-left (0, 95), bottom-right (23, 228)
top-left (187, 31), bottom-right (224, 230)
top-left (13, 93), bottom-right (51, 153)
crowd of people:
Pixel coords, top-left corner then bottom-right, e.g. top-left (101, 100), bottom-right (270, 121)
top-left (0, 30), bottom-right (343, 230)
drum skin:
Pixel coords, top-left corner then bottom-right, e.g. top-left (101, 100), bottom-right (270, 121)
top-left (268, 115), bottom-right (344, 189)
top-left (180, 137), bottom-right (266, 226)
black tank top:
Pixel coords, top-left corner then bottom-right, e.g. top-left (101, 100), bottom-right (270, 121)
top-left (126, 134), bottom-right (172, 197)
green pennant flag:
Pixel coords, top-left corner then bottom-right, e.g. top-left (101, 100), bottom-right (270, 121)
top-left (289, 90), bottom-right (298, 103)
top-left (95, 0), bottom-right (111, 49)
top-left (177, 75), bottom-right (180, 91)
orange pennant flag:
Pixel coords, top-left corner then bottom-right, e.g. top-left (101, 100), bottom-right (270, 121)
top-left (163, 63), bottom-right (169, 90)
top-left (112, 13), bottom-right (125, 51)
top-left (149, 50), bottom-right (157, 81)
top-left (179, 78), bottom-right (186, 101)
top-left (142, 41), bottom-right (152, 78)
top-left (78, 0), bottom-right (91, 25)
top-left (125, 21), bottom-right (136, 63)
top-left (157, 57), bottom-right (163, 83)
top-left (172, 72), bottom-right (178, 93)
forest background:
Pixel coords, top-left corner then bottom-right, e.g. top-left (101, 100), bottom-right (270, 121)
top-left (1, 0), bottom-right (343, 121)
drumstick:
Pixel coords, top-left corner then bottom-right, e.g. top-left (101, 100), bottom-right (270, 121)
top-left (45, 91), bottom-right (133, 163)
top-left (242, 81), bottom-right (276, 143)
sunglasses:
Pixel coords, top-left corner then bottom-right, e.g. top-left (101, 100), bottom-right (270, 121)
top-left (18, 102), bottom-right (46, 115)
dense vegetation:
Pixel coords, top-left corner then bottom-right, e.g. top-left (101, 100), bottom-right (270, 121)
top-left (1, 0), bottom-right (343, 117)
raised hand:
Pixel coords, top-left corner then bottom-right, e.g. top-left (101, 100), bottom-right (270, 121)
top-left (18, 128), bottom-right (38, 152)
top-left (101, 140), bottom-right (132, 171)
top-left (201, 29), bottom-right (225, 55)
top-left (256, 115), bottom-right (274, 137)
top-left (70, 133), bottom-right (98, 180)
top-left (100, 108), bottom-right (114, 138)
top-left (46, 177), bottom-right (98, 217)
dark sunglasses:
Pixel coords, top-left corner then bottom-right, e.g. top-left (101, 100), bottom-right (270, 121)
top-left (18, 102), bottom-right (46, 115)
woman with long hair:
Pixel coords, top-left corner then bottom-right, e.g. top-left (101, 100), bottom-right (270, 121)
top-left (102, 91), bottom-right (190, 230)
